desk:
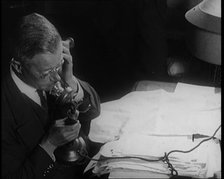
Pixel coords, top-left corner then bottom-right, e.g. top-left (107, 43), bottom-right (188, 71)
top-left (132, 80), bottom-right (177, 92)
top-left (107, 80), bottom-right (221, 179)
top-left (108, 81), bottom-right (175, 179)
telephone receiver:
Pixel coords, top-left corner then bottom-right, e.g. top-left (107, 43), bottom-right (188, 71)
top-left (49, 37), bottom-right (89, 164)
top-left (50, 80), bottom-right (88, 165)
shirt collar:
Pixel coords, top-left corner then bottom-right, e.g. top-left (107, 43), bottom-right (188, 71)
top-left (10, 63), bottom-right (41, 106)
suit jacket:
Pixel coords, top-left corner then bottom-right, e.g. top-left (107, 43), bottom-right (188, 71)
top-left (1, 72), bottom-right (101, 179)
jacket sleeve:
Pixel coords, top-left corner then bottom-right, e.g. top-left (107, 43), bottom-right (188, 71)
top-left (2, 143), bottom-right (54, 179)
top-left (1, 93), bottom-right (54, 179)
top-left (77, 79), bottom-right (101, 136)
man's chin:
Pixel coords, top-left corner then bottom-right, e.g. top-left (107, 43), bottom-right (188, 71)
top-left (42, 84), bottom-right (54, 92)
top-left (40, 82), bottom-right (60, 92)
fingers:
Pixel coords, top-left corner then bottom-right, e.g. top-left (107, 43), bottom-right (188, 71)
top-left (48, 121), bottom-right (81, 146)
top-left (58, 123), bottom-right (81, 145)
top-left (55, 118), bottom-right (67, 126)
top-left (62, 130), bottom-right (78, 139)
top-left (62, 41), bottom-right (72, 64)
top-left (63, 37), bottom-right (74, 48)
top-left (57, 134), bottom-right (77, 146)
top-left (65, 86), bottom-right (73, 92)
top-left (52, 133), bottom-right (77, 146)
top-left (73, 121), bottom-right (81, 131)
top-left (55, 118), bottom-right (80, 128)
top-left (62, 40), bottom-right (69, 48)
top-left (62, 52), bottom-right (73, 64)
top-left (60, 40), bottom-right (74, 83)
top-left (62, 121), bottom-right (81, 132)
top-left (62, 45), bottom-right (71, 55)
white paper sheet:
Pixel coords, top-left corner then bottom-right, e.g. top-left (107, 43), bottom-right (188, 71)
top-left (92, 133), bottom-right (221, 178)
top-left (89, 83), bottom-right (221, 142)
top-left (89, 90), bottom-right (165, 142)
top-left (87, 83), bottom-right (221, 178)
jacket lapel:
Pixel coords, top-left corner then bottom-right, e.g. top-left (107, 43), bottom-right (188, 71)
top-left (5, 75), bottom-right (46, 151)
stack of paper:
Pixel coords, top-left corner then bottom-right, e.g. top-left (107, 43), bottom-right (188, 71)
top-left (87, 83), bottom-right (221, 178)
top-left (85, 134), bottom-right (221, 178)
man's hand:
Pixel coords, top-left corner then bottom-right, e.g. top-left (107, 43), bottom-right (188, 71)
top-left (40, 118), bottom-right (81, 151)
top-left (60, 39), bottom-right (77, 88)
top-left (59, 38), bottom-right (84, 102)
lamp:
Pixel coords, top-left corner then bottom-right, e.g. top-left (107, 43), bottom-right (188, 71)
top-left (185, 0), bottom-right (221, 65)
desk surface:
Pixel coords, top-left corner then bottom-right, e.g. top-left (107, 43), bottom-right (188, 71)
top-left (108, 80), bottom-right (221, 179)
top-left (109, 81), bottom-right (175, 179)
top-left (132, 80), bottom-right (221, 93)
top-left (132, 80), bottom-right (177, 92)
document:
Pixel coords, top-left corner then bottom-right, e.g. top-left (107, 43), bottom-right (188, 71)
top-left (87, 82), bottom-right (221, 178)
top-left (89, 83), bottom-right (221, 142)
top-left (90, 133), bottom-right (221, 178)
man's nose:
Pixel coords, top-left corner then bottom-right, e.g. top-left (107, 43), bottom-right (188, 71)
top-left (50, 71), bottom-right (61, 82)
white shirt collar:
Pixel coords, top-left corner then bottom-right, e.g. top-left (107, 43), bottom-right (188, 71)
top-left (10, 64), bottom-right (42, 106)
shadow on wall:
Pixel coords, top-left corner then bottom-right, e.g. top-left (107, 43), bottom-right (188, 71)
top-left (167, 0), bottom-right (203, 9)
top-left (3, 0), bottom-right (216, 102)
top-left (38, 0), bottom-right (170, 101)
top-left (166, 0), bottom-right (203, 39)
top-left (166, 0), bottom-right (221, 88)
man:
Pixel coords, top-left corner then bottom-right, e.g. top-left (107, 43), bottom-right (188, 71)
top-left (1, 13), bottom-right (101, 179)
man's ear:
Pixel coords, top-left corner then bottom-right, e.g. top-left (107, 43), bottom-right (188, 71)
top-left (11, 58), bottom-right (22, 73)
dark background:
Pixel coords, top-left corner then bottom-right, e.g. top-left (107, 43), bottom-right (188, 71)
top-left (1, 0), bottom-right (219, 102)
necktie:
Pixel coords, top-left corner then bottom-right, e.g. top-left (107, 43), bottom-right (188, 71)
top-left (36, 89), bottom-right (48, 110)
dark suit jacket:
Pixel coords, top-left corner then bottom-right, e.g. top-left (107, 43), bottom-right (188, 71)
top-left (1, 72), bottom-right (101, 179)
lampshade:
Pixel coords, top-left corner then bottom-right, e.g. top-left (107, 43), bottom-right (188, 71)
top-left (185, 0), bottom-right (221, 65)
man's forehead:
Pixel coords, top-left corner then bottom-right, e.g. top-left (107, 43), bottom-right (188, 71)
top-left (30, 47), bottom-right (63, 71)
top-left (32, 53), bottom-right (62, 71)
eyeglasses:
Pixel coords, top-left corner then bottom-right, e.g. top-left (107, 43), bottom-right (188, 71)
top-left (39, 59), bottom-right (64, 79)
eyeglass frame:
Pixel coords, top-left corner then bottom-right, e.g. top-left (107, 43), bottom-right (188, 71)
top-left (39, 59), bottom-right (64, 80)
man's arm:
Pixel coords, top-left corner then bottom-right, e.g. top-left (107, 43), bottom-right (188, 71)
top-left (1, 105), bottom-right (54, 179)
top-left (60, 39), bottom-right (101, 127)
top-left (78, 79), bottom-right (101, 120)
top-left (66, 77), bottom-right (101, 136)
top-left (2, 143), bottom-right (54, 179)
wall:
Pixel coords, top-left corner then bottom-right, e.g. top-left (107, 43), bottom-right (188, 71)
top-left (1, 0), bottom-right (219, 102)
